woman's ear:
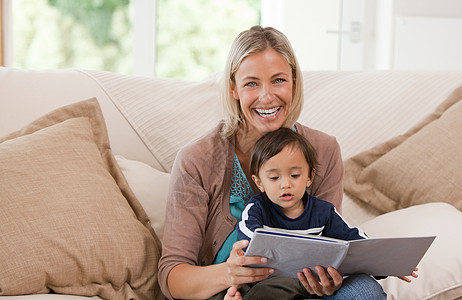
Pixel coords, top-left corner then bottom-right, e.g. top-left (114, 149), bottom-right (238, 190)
top-left (252, 175), bottom-right (265, 192)
top-left (292, 76), bottom-right (296, 94)
top-left (230, 82), bottom-right (239, 100)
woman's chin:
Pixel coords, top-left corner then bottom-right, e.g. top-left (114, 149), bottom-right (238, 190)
top-left (253, 113), bottom-right (287, 131)
top-left (257, 118), bottom-right (286, 133)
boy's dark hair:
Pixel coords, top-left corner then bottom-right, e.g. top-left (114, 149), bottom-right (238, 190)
top-left (250, 128), bottom-right (318, 179)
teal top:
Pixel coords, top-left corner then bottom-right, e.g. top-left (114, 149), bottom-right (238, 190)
top-left (213, 153), bottom-right (254, 264)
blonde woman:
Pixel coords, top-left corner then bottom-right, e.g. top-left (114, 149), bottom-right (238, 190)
top-left (158, 26), bottom-right (383, 299)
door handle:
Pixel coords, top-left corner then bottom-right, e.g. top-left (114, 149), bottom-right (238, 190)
top-left (326, 21), bottom-right (362, 43)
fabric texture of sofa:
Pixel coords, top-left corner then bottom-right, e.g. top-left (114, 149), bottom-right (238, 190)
top-left (1, 67), bottom-right (462, 300)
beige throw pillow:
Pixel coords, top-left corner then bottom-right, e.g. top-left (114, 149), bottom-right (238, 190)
top-left (0, 98), bottom-right (162, 300)
top-left (344, 86), bottom-right (462, 213)
top-left (360, 202), bottom-right (462, 300)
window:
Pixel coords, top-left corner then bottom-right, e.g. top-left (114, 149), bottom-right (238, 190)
top-left (10, 0), bottom-right (133, 73)
top-left (156, 0), bottom-right (261, 80)
top-left (6, 0), bottom-right (261, 80)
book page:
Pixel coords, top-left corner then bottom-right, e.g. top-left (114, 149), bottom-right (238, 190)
top-left (245, 228), bottom-right (436, 278)
top-left (245, 228), bottom-right (349, 278)
top-left (337, 236), bottom-right (436, 276)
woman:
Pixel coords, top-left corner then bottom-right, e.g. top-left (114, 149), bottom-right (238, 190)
top-left (157, 25), bottom-right (386, 299)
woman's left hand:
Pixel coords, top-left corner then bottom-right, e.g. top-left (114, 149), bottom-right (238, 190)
top-left (297, 266), bottom-right (343, 296)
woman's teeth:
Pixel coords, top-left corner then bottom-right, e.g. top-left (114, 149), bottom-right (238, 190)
top-left (255, 107), bottom-right (280, 118)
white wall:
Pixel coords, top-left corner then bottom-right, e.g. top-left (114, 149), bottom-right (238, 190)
top-left (263, 0), bottom-right (462, 71)
top-left (393, 16), bottom-right (462, 70)
top-left (390, 0), bottom-right (462, 70)
top-left (393, 0), bottom-right (462, 18)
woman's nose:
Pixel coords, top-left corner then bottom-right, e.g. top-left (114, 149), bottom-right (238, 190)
top-left (258, 84), bottom-right (275, 102)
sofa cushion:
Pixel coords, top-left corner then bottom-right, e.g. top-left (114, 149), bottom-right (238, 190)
top-left (360, 202), bottom-right (462, 300)
top-left (344, 85), bottom-right (462, 213)
top-left (115, 155), bottom-right (169, 242)
top-left (0, 98), bottom-right (162, 299)
top-left (83, 70), bottom-right (224, 172)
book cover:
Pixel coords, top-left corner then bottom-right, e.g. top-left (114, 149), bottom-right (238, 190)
top-left (245, 228), bottom-right (435, 278)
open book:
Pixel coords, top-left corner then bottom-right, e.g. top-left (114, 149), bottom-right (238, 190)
top-left (245, 228), bottom-right (435, 278)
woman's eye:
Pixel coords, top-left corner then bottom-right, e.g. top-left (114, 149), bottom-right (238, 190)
top-left (245, 82), bottom-right (257, 87)
top-left (274, 78), bottom-right (286, 84)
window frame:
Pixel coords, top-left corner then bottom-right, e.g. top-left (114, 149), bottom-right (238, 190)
top-left (0, 0), bottom-right (4, 66)
top-left (132, 0), bottom-right (157, 77)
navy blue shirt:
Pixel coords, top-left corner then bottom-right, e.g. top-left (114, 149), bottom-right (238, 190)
top-left (238, 192), bottom-right (366, 243)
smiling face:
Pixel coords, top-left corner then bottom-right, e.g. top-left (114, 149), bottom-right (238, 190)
top-left (231, 48), bottom-right (294, 138)
top-left (252, 144), bottom-right (313, 219)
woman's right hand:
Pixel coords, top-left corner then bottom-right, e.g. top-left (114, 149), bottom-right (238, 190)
top-left (225, 240), bottom-right (274, 287)
top-left (297, 266), bottom-right (343, 296)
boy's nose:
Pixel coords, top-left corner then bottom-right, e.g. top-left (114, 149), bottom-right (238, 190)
top-left (281, 177), bottom-right (291, 188)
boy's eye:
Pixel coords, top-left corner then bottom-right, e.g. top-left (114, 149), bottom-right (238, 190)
top-left (269, 176), bottom-right (279, 181)
top-left (291, 174), bottom-right (300, 178)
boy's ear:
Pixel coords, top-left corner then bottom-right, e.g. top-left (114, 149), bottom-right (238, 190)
top-left (252, 175), bottom-right (265, 192)
top-left (306, 178), bottom-right (312, 188)
top-left (306, 169), bottom-right (316, 188)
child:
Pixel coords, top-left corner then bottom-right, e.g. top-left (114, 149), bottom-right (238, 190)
top-left (226, 127), bottom-right (385, 300)
top-left (238, 127), bottom-right (367, 244)
top-left (224, 128), bottom-right (417, 300)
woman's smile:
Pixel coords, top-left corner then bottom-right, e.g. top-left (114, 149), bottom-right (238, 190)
top-left (254, 106), bottom-right (282, 119)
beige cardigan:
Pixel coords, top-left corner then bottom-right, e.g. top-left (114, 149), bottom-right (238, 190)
top-left (158, 121), bottom-right (344, 299)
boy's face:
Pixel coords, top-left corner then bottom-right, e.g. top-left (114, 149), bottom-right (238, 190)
top-left (252, 145), bottom-right (313, 218)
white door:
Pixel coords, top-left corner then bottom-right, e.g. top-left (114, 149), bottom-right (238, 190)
top-left (261, 0), bottom-right (369, 71)
top-left (336, 0), bottom-right (368, 70)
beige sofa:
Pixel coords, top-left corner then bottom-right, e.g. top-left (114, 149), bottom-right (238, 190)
top-left (1, 67), bottom-right (461, 300)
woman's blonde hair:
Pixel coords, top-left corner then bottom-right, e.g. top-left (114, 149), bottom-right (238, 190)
top-left (221, 25), bottom-right (304, 137)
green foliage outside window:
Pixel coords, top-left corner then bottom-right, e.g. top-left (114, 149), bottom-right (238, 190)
top-left (48, 0), bottom-right (131, 45)
top-left (13, 0), bottom-right (132, 73)
top-left (13, 0), bottom-right (260, 80)
top-left (156, 0), bottom-right (261, 80)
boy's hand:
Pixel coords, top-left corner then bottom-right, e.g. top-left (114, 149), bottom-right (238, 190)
top-left (398, 268), bottom-right (418, 283)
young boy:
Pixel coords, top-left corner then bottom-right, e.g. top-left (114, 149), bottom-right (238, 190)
top-left (224, 128), bottom-right (418, 300)
top-left (225, 128), bottom-right (381, 300)
top-left (238, 127), bottom-right (366, 244)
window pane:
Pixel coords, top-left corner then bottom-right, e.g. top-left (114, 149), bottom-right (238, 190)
top-left (156, 0), bottom-right (261, 80)
top-left (12, 0), bottom-right (133, 73)
top-left (12, 0), bottom-right (261, 79)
